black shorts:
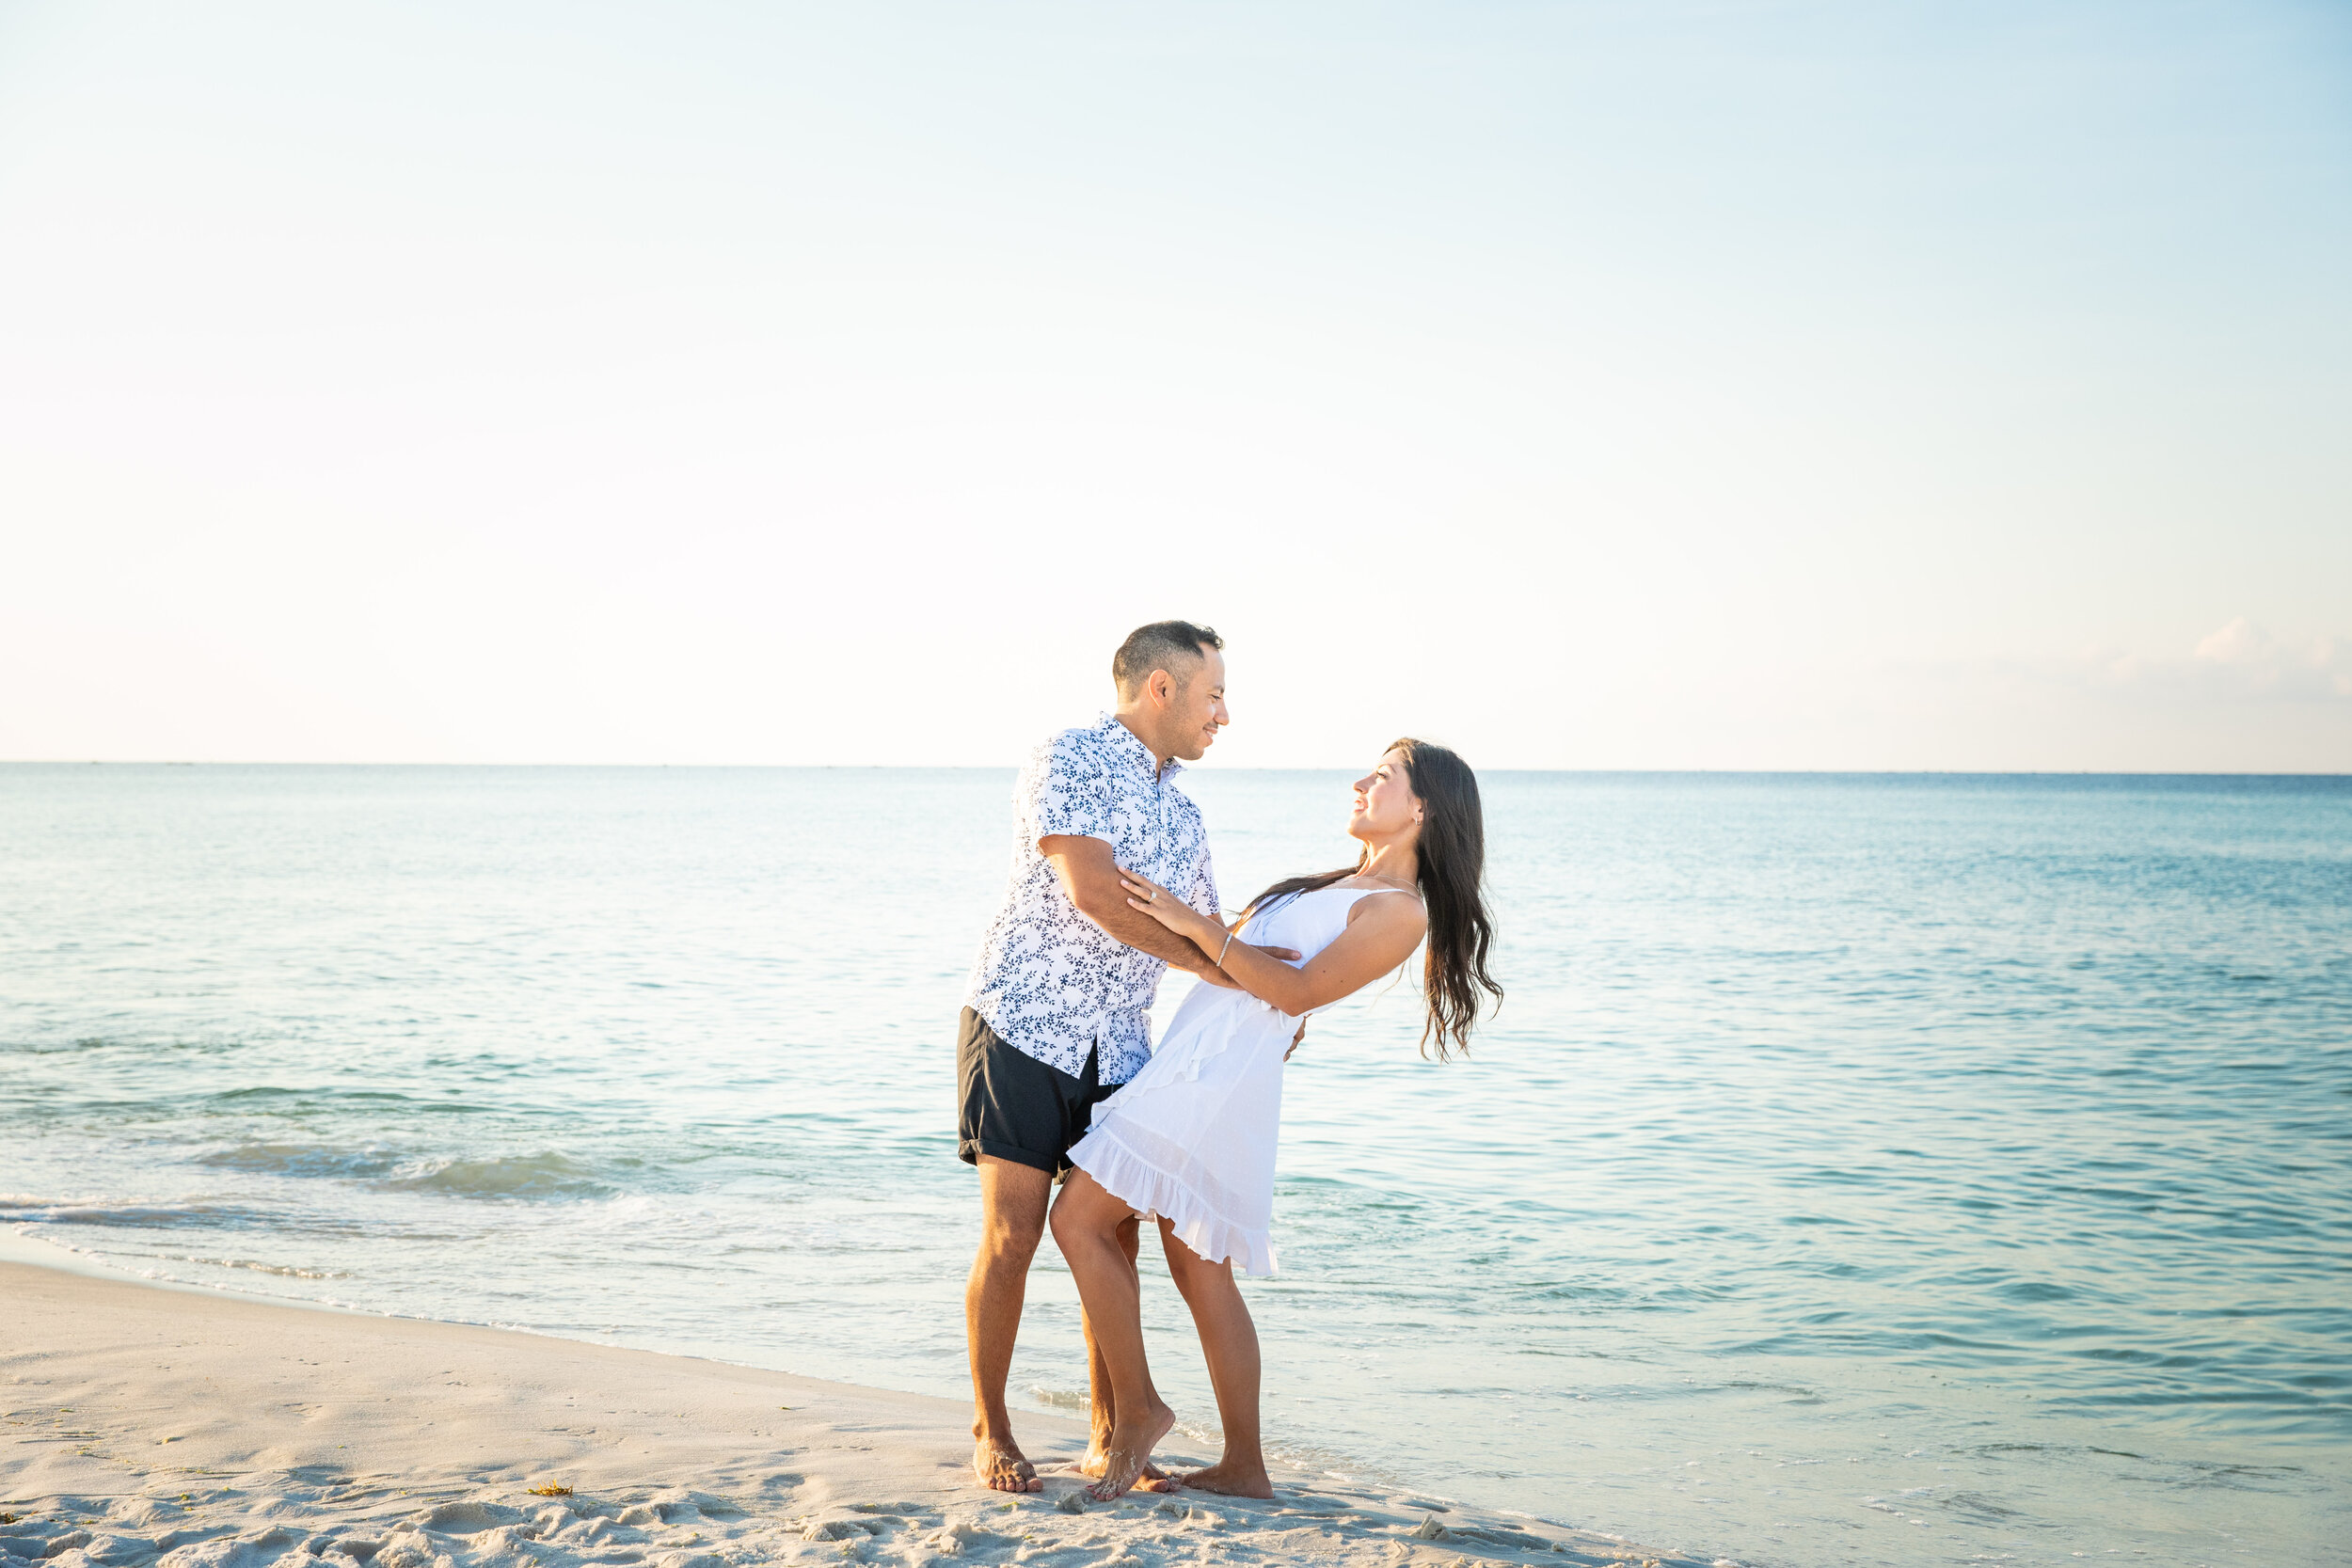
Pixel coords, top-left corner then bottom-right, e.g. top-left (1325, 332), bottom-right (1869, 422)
top-left (957, 1006), bottom-right (1115, 1179)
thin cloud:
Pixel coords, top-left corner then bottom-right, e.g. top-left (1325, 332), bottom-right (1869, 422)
top-left (2085, 619), bottom-right (2352, 703)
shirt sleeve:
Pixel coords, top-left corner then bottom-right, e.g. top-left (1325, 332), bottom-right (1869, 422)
top-left (1190, 845), bottom-right (1220, 921)
top-left (1027, 733), bottom-right (1117, 845)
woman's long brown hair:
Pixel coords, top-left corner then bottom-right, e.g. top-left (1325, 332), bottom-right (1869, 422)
top-left (1240, 737), bottom-right (1502, 1059)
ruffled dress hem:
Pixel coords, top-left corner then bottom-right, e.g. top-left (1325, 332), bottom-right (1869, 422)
top-left (1068, 1126), bottom-right (1279, 1277)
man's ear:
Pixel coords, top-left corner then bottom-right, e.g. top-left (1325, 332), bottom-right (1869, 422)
top-left (1148, 668), bottom-right (1174, 709)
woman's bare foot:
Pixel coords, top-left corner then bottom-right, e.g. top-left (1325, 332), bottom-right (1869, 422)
top-left (974, 1436), bottom-right (1041, 1493)
top-left (1175, 1455), bottom-right (1274, 1499)
top-left (1084, 1402), bottom-right (1177, 1501)
top-left (1078, 1443), bottom-right (1168, 1485)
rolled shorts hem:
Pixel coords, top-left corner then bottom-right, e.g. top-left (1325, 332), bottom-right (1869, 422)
top-left (958, 1136), bottom-right (1061, 1175)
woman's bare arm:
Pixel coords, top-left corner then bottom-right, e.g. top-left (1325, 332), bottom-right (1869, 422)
top-left (1118, 871), bottom-right (1425, 1017)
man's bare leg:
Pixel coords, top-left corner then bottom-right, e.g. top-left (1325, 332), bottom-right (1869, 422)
top-left (1158, 1218), bottom-right (1274, 1497)
top-left (967, 1156), bottom-right (1050, 1492)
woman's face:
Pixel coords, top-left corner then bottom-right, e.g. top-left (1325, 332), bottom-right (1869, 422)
top-left (1348, 748), bottom-right (1422, 842)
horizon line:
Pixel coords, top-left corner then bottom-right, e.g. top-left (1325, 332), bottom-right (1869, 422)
top-left (4, 760), bottom-right (2348, 780)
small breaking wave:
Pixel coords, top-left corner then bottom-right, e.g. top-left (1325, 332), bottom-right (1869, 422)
top-left (194, 1143), bottom-right (405, 1181)
top-left (0, 1197), bottom-right (283, 1230)
top-left (181, 1143), bottom-right (625, 1202)
top-left (376, 1151), bottom-right (614, 1201)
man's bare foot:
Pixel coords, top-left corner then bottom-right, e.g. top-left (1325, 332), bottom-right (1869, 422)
top-left (1084, 1402), bottom-right (1177, 1501)
top-left (1175, 1456), bottom-right (1274, 1499)
top-left (974, 1436), bottom-right (1041, 1494)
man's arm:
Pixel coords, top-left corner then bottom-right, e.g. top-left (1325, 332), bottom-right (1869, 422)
top-left (1041, 834), bottom-right (1222, 973)
top-left (1111, 866), bottom-right (1425, 1017)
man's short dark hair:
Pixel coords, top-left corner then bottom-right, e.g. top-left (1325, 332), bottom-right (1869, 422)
top-left (1112, 620), bottom-right (1224, 695)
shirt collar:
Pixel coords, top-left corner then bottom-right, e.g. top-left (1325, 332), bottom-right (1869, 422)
top-left (1098, 712), bottom-right (1183, 784)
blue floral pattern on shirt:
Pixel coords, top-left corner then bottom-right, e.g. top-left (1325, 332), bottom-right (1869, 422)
top-left (964, 714), bottom-right (1219, 1085)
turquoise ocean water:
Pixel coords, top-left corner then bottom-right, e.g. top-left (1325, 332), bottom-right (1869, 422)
top-left (1, 765), bottom-right (2345, 1567)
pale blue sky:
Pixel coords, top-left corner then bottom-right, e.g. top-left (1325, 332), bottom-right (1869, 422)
top-left (2, 1), bottom-right (2347, 768)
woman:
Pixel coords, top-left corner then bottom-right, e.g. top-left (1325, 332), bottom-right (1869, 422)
top-left (1049, 737), bottom-right (1502, 1501)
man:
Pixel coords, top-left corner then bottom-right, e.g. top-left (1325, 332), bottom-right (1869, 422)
top-left (958, 620), bottom-right (1295, 1493)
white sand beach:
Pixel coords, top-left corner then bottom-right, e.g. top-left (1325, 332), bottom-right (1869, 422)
top-left (1, 1261), bottom-right (1707, 1568)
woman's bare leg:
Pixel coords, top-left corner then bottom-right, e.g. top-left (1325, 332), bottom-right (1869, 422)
top-left (1049, 1172), bottom-right (1176, 1499)
top-left (1157, 1219), bottom-right (1274, 1497)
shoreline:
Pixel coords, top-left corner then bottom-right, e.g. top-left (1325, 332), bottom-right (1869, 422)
top-left (0, 1258), bottom-right (1708, 1568)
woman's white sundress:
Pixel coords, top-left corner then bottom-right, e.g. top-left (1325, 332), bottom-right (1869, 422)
top-left (1067, 884), bottom-right (1411, 1276)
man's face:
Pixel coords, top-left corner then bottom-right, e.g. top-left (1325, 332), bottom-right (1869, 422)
top-left (1165, 647), bottom-right (1230, 762)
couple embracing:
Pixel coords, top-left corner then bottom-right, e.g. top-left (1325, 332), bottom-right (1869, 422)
top-left (957, 620), bottom-right (1502, 1502)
